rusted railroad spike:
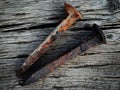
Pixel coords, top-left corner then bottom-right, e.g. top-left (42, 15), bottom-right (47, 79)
top-left (18, 23), bottom-right (106, 85)
top-left (17, 3), bottom-right (83, 76)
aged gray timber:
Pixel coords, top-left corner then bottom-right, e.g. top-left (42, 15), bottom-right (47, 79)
top-left (0, 0), bottom-right (120, 90)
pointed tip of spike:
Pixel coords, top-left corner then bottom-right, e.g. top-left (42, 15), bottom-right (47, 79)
top-left (64, 2), bottom-right (83, 19)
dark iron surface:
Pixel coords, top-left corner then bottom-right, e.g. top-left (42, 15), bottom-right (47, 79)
top-left (17, 24), bottom-right (106, 85)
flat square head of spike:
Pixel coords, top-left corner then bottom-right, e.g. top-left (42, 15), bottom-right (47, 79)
top-left (64, 3), bottom-right (83, 19)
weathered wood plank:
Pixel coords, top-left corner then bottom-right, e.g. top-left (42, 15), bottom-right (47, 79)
top-left (0, 0), bottom-right (120, 90)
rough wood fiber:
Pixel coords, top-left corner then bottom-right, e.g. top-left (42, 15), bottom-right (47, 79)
top-left (0, 0), bottom-right (120, 90)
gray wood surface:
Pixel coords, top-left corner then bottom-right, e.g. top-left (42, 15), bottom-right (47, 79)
top-left (0, 0), bottom-right (120, 90)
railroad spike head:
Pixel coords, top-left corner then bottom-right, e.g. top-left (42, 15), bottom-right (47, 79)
top-left (64, 3), bottom-right (83, 19)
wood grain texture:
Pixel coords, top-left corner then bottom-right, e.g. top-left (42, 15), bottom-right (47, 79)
top-left (0, 0), bottom-right (120, 90)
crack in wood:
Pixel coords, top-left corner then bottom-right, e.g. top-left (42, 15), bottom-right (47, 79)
top-left (69, 63), bottom-right (120, 68)
top-left (2, 22), bottom-right (59, 32)
top-left (82, 51), bottom-right (120, 56)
